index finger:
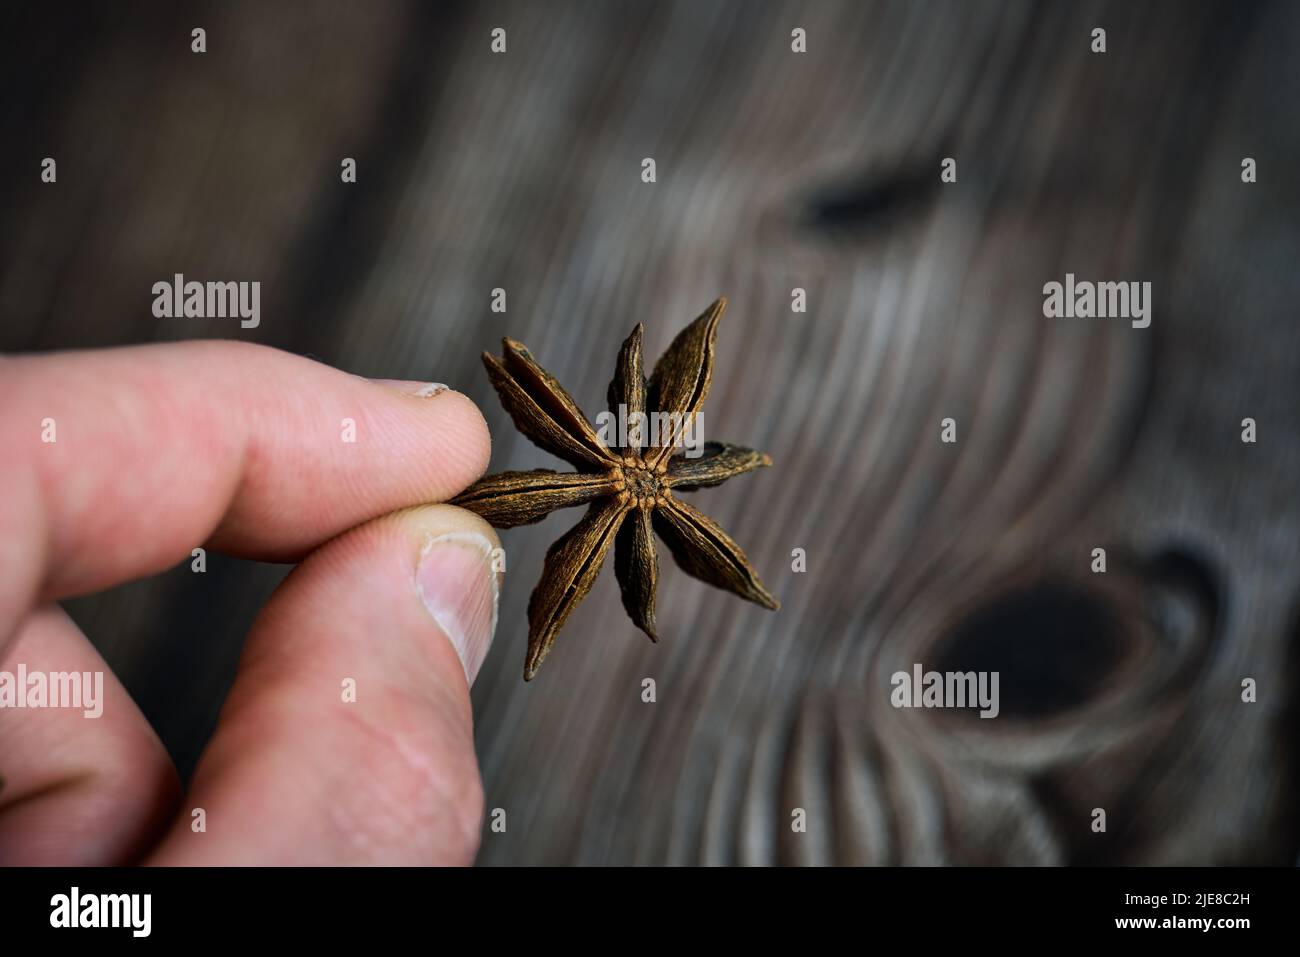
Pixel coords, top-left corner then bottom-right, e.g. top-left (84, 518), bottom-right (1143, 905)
top-left (0, 340), bottom-right (491, 642)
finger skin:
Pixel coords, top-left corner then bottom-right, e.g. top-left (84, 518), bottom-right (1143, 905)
top-left (147, 505), bottom-right (500, 866)
top-left (0, 341), bottom-right (490, 652)
top-left (0, 606), bottom-right (180, 865)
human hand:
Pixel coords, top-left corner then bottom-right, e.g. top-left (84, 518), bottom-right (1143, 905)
top-left (0, 341), bottom-right (501, 865)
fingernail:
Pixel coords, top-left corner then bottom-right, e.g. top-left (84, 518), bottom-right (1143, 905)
top-left (368, 378), bottom-right (449, 397)
top-left (415, 532), bottom-right (499, 685)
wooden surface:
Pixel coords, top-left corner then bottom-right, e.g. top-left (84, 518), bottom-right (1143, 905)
top-left (3, 0), bottom-right (1298, 864)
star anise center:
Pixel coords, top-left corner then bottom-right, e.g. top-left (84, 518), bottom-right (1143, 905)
top-left (616, 456), bottom-right (668, 506)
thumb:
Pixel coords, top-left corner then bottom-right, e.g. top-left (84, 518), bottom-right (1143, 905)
top-left (147, 504), bottom-right (502, 866)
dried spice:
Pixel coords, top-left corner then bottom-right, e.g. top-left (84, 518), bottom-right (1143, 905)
top-left (452, 297), bottom-right (779, 680)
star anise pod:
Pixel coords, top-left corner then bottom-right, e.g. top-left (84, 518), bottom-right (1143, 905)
top-left (452, 297), bottom-right (779, 680)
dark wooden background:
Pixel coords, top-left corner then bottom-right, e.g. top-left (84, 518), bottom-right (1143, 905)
top-left (2, 0), bottom-right (1298, 864)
